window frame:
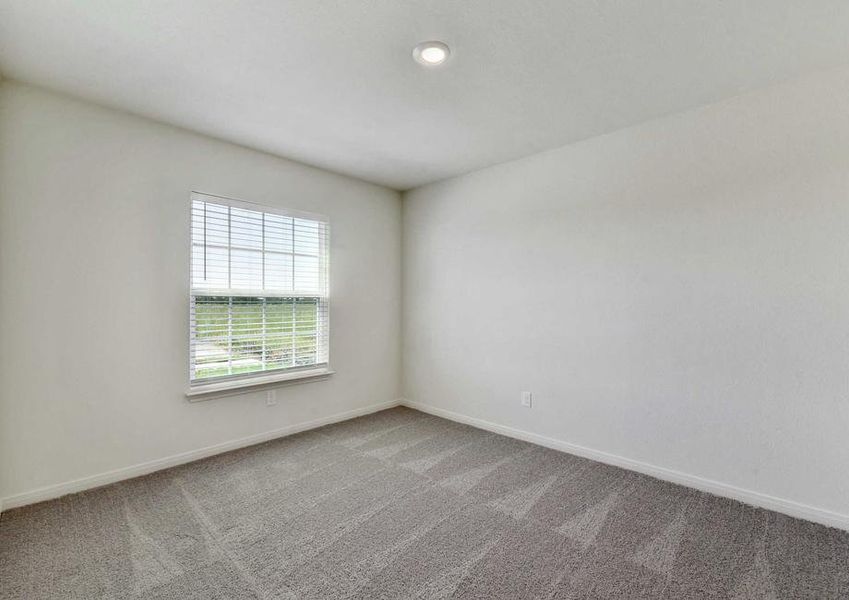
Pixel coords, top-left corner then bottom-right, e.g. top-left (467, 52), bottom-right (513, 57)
top-left (186, 191), bottom-right (332, 398)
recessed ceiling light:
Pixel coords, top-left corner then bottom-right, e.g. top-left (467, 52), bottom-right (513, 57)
top-left (413, 41), bottom-right (450, 67)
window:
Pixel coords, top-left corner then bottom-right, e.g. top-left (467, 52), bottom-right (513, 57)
top-left (189, 192), bottom-right (329, 389)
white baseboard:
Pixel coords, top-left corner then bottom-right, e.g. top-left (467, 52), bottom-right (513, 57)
top-left (401, 399), bottom-right (849, 532)
top-left (0, 399), bottom-right (401, 513)
top-left (6, 397), bottom-right (845, 532)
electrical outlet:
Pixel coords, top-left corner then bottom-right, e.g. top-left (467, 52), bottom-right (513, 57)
top-left (266, 390), bottom-right (277, 406)
top-left (521, 391), bottom-right (532, 408)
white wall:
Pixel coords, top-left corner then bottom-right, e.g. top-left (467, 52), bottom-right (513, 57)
top-left (0, 81), bottom-right (401, 502)
top-left (403, 66), bottom-right (849, 520)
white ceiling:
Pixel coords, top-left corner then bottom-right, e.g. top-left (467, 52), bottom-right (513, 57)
top-left (3, 1), bottom-right (849, 190)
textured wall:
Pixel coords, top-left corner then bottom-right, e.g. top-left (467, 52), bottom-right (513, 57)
top-left (403, 67), bottom-right (849, 518)
top-left (0, 82), bottom-right (402, 500)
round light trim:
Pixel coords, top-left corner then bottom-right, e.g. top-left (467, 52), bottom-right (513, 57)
top-left (413, 41), bottom-right (450, 66)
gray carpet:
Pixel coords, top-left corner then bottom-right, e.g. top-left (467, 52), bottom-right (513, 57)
top-left (1, 407), bottom-right (847, 599)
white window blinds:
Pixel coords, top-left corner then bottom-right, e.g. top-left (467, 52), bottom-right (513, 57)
top-left (190, 192), bottom-right (329, 384)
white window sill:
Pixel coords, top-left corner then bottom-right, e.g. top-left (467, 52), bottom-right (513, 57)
top-left (186, 366), bottom-right (334, 401)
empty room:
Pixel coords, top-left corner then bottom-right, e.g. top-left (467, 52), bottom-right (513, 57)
top-left (1, 2), bottom-right (849, 598)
